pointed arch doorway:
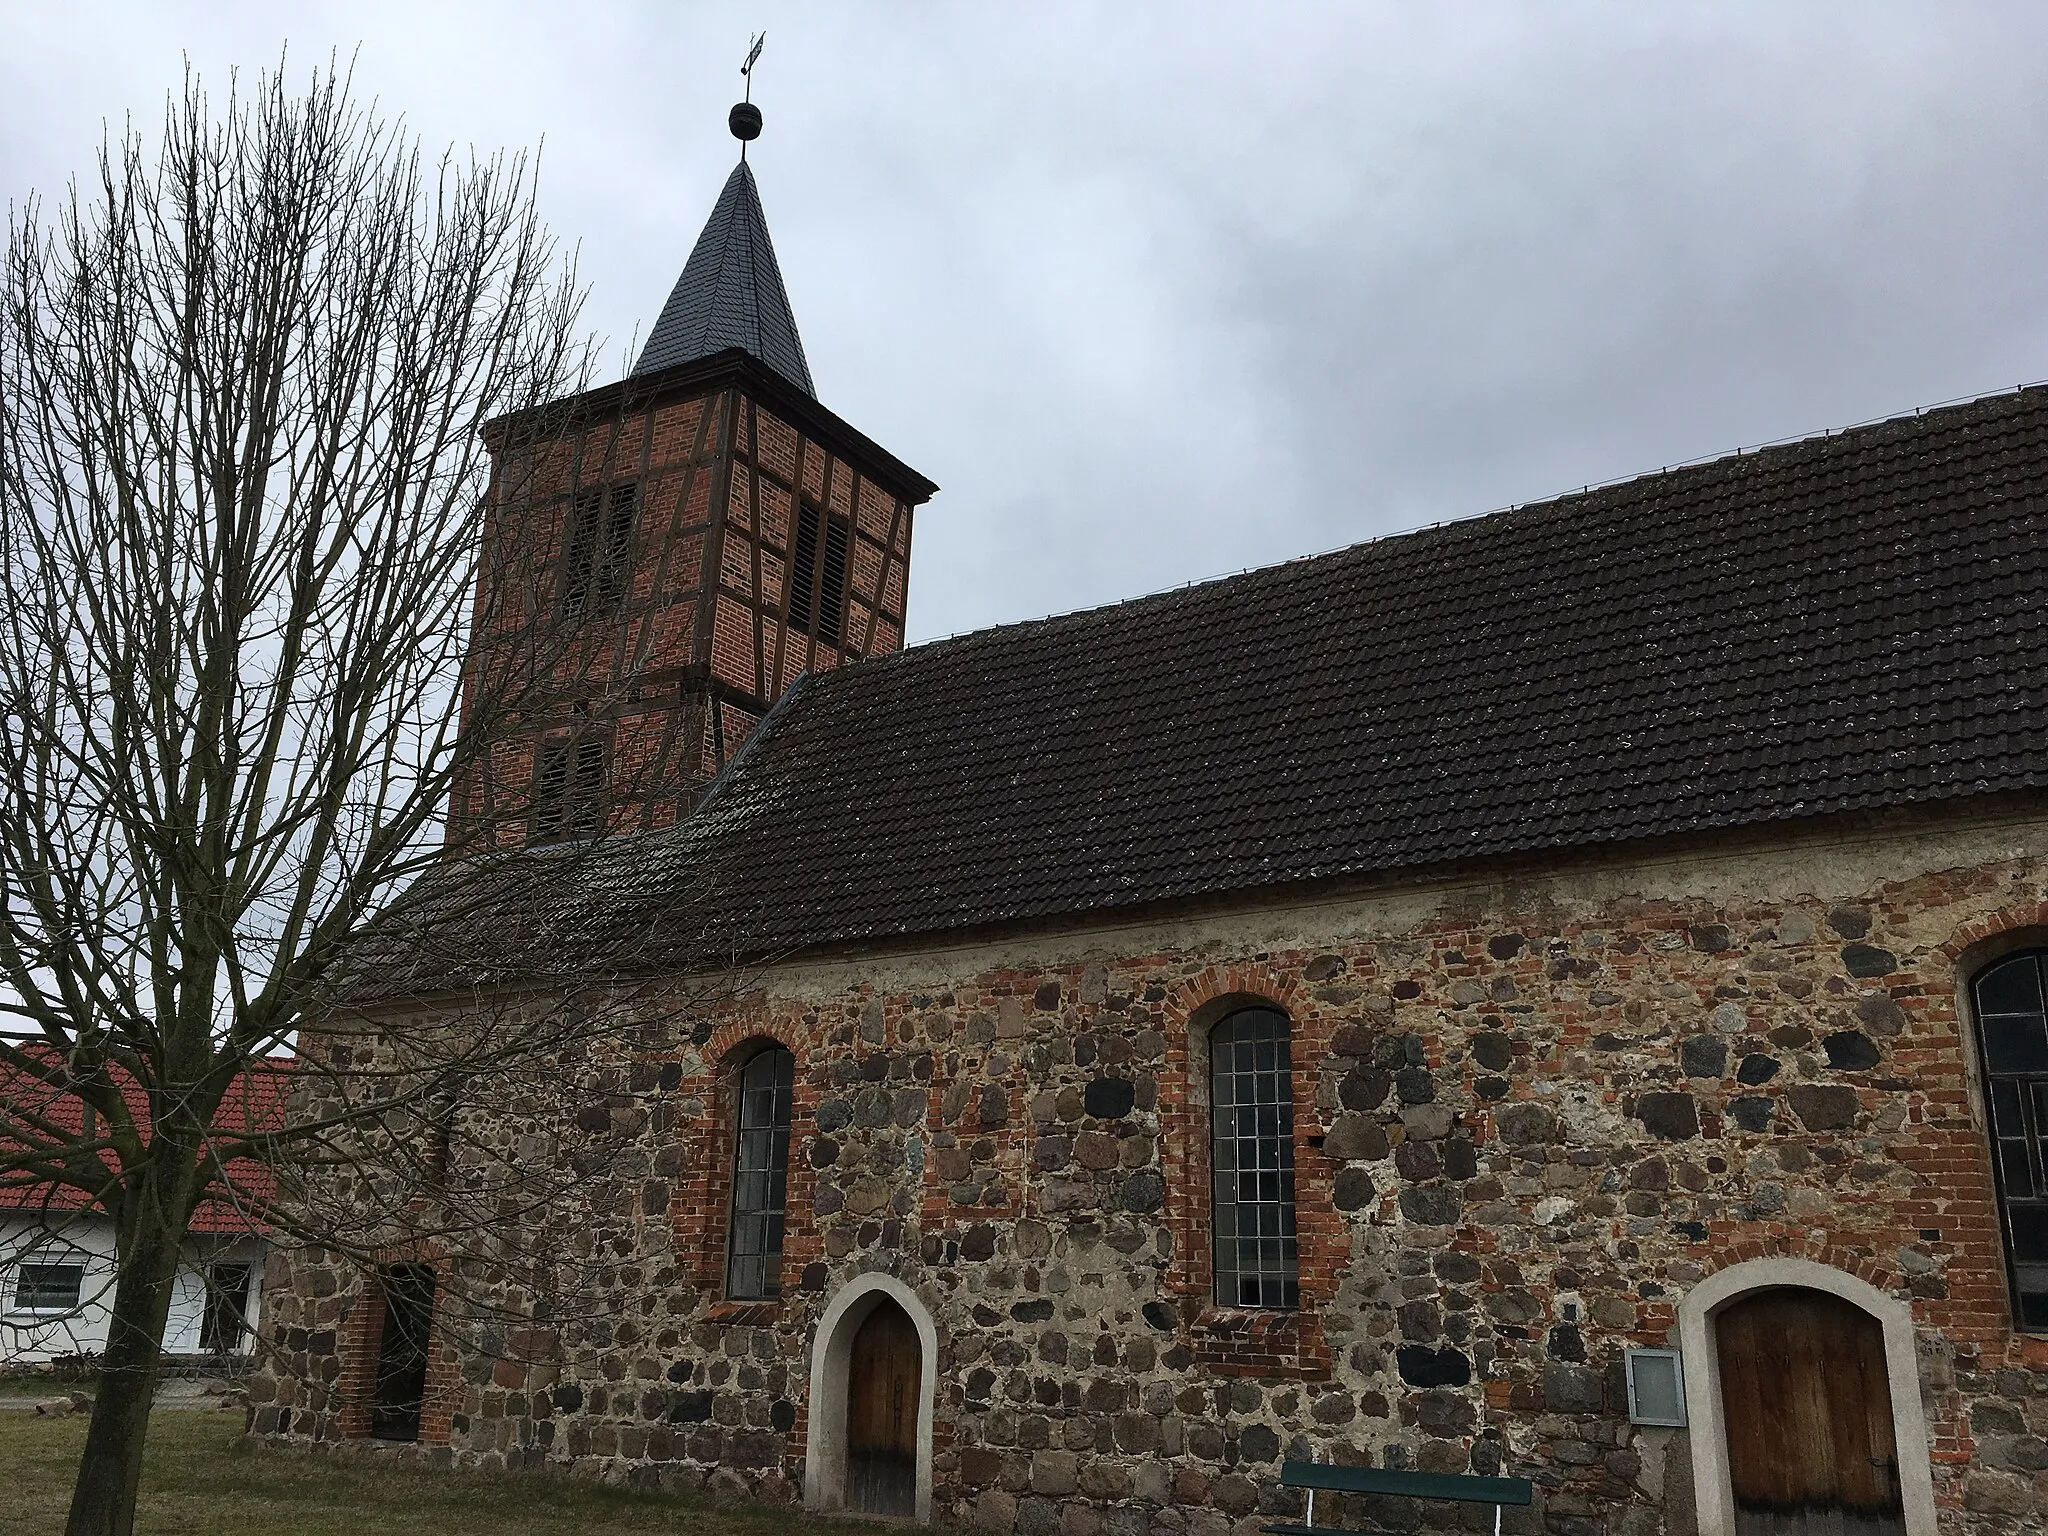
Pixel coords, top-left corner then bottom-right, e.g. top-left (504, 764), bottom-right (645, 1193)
top-left (846, 1298), bottom-right (919, 1515)
top-left (805, 1275), bottom-right (938, 1523)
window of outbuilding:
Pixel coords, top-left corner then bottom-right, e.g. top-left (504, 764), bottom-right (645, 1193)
top-left (201, 1263), bottom-right (254, 1353)
top-left (1209, 1006), bottom-right (1298, 1309)
top-left (1972, 949), bottom-right (2048, 1330)
top-left (11, 1261), bottom-right (84, 1313)
top-left (727, 1045), bottom-right (795, 1300)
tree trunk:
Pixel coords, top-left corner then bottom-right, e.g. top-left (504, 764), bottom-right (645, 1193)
top-left (63, 1200), bottom-right (186, 1536)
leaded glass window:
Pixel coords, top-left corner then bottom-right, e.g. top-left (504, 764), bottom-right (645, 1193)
top-left (1210, 1006), bottom-right (1298, 1309)
top-left (727, 1046), bottom-right (795, 1300)
top-left (1973, 951), bottom-right (2048, 1330)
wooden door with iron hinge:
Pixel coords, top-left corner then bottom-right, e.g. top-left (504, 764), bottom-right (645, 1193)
top-left (1716, 1288), bottom-right (1906, 1536)
top-left (846, 1297), bottom-right (919, 1517)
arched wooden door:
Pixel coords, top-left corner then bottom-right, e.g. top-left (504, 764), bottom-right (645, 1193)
top-left (1716, 1289), bottom-right (1905, 1536)
top-left (845, 1297), bottom-right (919, 1517)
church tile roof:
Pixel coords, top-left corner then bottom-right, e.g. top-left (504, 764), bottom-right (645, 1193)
top-left (580, 384), bottom-right (2048, 961)
top-left (379, 383), bottom-right (2048, 994)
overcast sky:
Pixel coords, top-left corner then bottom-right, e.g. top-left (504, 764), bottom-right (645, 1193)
top-left (5, 3), bottom-right (2046, 642)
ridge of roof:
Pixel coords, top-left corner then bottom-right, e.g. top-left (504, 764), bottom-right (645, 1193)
top-left (692, 670), bottom-right (815, 819)
top-left (631, 159), bottom-right (815, 395)
top-left (869, 378), bottom-right (2048, 670)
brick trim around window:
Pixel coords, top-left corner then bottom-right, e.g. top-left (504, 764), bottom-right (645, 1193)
top-left (656, 1021), bottom-right (820, 1310)
top-left (1159, 964), bottom-right (1335, 1379)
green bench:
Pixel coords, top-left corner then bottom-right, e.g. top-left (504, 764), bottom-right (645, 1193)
top-left (1261, 1460), bottom-right (1534, 1536)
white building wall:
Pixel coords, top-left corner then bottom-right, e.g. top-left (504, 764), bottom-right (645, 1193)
top-left (1, 1214), bottom-right (267, 1367)
top-left (0, 1213), bottom-right (116, 1363)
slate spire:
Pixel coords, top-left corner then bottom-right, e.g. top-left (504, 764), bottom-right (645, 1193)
top-left (630, 107), bottom-right (815, 395)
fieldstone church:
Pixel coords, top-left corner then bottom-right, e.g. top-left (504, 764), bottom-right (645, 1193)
top-left (250, 107), bottom-right (2048, 1536)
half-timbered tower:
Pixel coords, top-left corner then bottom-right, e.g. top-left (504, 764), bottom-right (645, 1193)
top-left (459, 108), bottom-right (936, 845)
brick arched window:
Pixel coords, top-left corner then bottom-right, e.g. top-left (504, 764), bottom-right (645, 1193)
top-left (1209, 1005), bottom-right (1298, 1309)
top-left (1972, 949), bottom-right (2048, 1330)
top-left (727, 1045), bottom-right (795, 1300)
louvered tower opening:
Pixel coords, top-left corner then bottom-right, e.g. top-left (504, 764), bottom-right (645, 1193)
top-left (561, 483), bottom-right (638, 616)
top-left (789, 502), bottom-right (850, 646)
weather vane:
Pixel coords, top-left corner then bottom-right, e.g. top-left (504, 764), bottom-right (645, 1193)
top-left (731, 33), bottom-right (767, 155)
top-left (742, 33), bottom-right (766, 100)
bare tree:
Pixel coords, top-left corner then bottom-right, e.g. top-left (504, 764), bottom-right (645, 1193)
top-left (0, 61), bottom-right (692, 1536)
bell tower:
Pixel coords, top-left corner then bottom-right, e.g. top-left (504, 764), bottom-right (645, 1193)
top-left (457, 95), bottom-right (937, 847)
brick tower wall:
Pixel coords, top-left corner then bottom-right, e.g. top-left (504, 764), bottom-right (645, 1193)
top-left (450, 382), bottom-right (919, 847)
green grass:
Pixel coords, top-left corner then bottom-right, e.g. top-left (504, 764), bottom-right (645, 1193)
top-left (0, 1378), bottom-right (69, 1397)
top-left (0, 1412), bottom-right (872, 1535)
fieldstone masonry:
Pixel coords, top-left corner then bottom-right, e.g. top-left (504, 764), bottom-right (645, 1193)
top-left (252, 819), bottom-right (2048, 1533)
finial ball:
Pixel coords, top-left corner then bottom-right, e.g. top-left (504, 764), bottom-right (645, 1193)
top-left (729, 103), bottom-right (763, 142)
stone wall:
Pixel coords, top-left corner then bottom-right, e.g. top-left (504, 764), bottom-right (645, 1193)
top-left (250, 807), bottom-right (2048, 1532)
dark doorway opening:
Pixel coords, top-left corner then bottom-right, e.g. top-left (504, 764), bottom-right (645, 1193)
top-left (846, 1297), bottom-right (919, 1517)
top-left (369, 1264), bottom-right (437, 1443)
top-left (200, 1263), bottom-right (252, 1353)
top-left (1716, 1288), bottom-right (1905, 1536)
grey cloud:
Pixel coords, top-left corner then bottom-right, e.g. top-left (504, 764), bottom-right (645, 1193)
top-left (5, 2), bottom-right (2045, 640)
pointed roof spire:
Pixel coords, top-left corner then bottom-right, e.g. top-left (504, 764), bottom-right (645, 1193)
top-left (631, 88), bottom-right (815, 395)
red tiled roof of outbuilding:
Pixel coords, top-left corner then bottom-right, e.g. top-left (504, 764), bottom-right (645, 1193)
top-left (0, 1050), bottom-right (288, 1234)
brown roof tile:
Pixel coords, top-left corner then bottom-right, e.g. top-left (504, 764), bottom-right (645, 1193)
top-left (428, 384), bottom-right (2048, 976)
